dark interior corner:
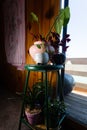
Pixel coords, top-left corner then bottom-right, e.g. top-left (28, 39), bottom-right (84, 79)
top-left (62, 117), bottom-right (87, 130)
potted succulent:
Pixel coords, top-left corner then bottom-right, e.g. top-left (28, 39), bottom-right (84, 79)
top-left (25, 81), bottom-right (44, 125)
top-left (24, 79), bottom-right (52, 125)
top-left (44, 98), bottom-right (66, 129)
top-left (28, 7), bottom-right (71, 64)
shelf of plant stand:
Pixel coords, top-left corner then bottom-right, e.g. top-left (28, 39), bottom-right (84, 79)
top-left (35, 113), bottom-right (66, 130)
top-left (20, 112), bottom-right (66, 130)
top-left (22, 102), bottom-right (66, 130)
top-left (24, 64), bottom-right (64, 72)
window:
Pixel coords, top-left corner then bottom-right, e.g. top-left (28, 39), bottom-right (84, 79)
top-left (65, 0), bottom-right (87, 92)
top-left (66, 0), bottom-right (87, 58)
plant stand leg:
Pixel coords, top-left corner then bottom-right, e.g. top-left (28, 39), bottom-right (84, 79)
top-left (57, 69), bottom-right (64, 101)
top-left (44, 71), bottom-right (49, 130)
top-left (18, 71), bottom-right (30, 130)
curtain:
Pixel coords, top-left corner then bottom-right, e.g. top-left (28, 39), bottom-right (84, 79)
top-left (3, 0), bottom-right (25, 66)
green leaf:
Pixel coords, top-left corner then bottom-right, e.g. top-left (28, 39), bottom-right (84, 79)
top-left (54, 18), bottom-right (64, 34)
top-left (29, 12), bottom-right (38, 23)
top-left (54, 9), bottom-right (64, 34)
top-left (54, 7), bottom-right (70, 34)
top-left (63, 7), bottom-right (70, 26)
top-left (58, 8), bottom-right (65, 21)
top-left (36, 44), bottom-right (41, 49)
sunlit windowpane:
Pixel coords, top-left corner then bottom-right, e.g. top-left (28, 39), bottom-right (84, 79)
top-left (66, 0), bottom-right (87, 58)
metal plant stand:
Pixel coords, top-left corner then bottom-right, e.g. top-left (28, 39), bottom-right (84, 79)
top-left (18, 64), bottom-right (65, 130)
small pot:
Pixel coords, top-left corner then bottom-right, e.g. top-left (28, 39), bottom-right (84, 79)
top-left (34, 52), bottom-right (49, 64)
top-left (52, 53), bottom-right (66, 65)
top-left (45, 113), bottom-right (60, 129)
top-left (25, 108), bottom-right (43, 125)
top-left (29, 41), bottom-right (46, 62)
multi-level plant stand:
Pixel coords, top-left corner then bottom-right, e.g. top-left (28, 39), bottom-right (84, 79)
top-left (18, 64), bottom-right (65, 130)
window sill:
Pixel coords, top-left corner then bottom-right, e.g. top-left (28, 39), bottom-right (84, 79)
top-left (65, 91), bottom-right (87, 126)
top-left (72, 88), bottom-right (87, 97)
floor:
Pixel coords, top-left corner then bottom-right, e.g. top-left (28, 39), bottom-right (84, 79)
top-left (0, 84), bottom-right (30, 130)
top-left (64, 90), bottom-right (87, 127)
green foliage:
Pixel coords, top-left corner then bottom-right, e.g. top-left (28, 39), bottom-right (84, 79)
top-left (54, 9), bottom-right (64, 34)
top-left (53, 7), bottom-right (70, 34)
top-left (28, 7), bottom-right (70, 36)
top-left (48, 98), bottom-right (66, 116)
top-left (25, 79), bottom-right (52, 110)
top-left (44, 98), bottom-right (66, 128)
top-left (44, 98), bottom-right (66, 116)
top-left (29, 12), bottom-right (38, 23)
top-left (63, 7), bottom-right (70, 26)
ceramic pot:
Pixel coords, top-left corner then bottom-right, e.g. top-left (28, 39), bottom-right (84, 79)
top-left (25, 109), bottom-right (43, 125)
top-left (52, 53), bottom-right (66, 65)
top-left (34, 52), bottom-right (49, 64)
top-left (63, 73), bottom-right (75, 95)
top-left (29, 41), bottom-right (49, 64)
top-left (44, 112), bottom-right (61, 129)
top-left (29, 41), bottom-right (46, 60)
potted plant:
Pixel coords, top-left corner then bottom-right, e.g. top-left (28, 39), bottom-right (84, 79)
top-left (44, 98), bottom-right (66, 129)
top-left (28, 7), bottom-right (71, 64)
top-left (24, 79), bottom-right (52, 125)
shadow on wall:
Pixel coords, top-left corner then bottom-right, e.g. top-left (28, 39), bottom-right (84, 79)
top-left (0, 1), bottom-right (8, 86)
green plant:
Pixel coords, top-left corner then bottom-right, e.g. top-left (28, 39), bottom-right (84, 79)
top-left (28, 7), bottom-right (70, 61)
top-left (24, 79), bottom-right (53, 126)
top-left (25, 79), bottom-right (52, 111)
top-left (44, 98), bottom-right (66, 128)
top-left (48, 98), bottom-right (66, 115)
top-left (29, 7), bottom-right (70, 36)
